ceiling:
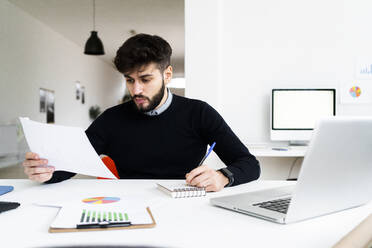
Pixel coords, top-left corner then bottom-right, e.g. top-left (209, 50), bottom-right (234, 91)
top-left (9, 0), bottom-right (185, 75)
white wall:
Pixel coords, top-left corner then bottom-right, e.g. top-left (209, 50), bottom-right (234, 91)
top-left (185, 0), bottom-right (222, 109)
top-left (0, 0), bottom-right (125, 129)
top-left (185, 0), bottom-right (372, 179)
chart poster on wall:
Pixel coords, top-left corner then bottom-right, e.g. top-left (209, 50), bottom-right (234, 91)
top-left (356, 56), bottom-right (372, 79)
top-left (340, 81), bottom-right (372, 104)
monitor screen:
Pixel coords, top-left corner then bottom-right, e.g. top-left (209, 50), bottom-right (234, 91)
top-left (271, 89), bottom-right (336, 142)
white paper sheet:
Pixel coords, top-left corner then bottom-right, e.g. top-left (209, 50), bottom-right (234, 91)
top-left (19, 117), bottom-right (116, 179)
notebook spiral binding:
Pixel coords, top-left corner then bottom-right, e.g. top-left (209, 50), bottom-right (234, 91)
top-left (173, 187), bottom-right (206, 198)
top-left (157, 183), bottom-right (207, 198)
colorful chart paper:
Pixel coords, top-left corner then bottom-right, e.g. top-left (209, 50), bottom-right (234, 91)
top-left (82, 197), bottom-right (120, 204)
top-left (340, 81), bottom-right (372, 104)
top-left (349, 86), bottom-right (362, 98)
top-left (356, 56), bottom-right (372, 79)
top-left (80, 209), bottom-right (129, 223)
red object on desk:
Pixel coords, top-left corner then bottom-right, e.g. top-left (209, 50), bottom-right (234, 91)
top-left (97, 156), bottom-right (119, 179)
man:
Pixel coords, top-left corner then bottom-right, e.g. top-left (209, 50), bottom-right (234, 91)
top-left (23, 34), bottom-right (260, 192)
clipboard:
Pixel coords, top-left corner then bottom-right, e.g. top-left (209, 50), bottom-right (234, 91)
top-left (49, 207), bottom-right (156, 233)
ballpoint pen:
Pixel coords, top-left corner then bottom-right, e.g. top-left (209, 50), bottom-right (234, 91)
top-left (198, 142), bottom-right (216, 167)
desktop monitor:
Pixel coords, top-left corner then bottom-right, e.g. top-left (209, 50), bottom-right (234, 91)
top-left (270, 89), bottom-right (336, 144)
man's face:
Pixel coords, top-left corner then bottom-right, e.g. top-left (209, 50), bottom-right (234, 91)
top-left (125, 63), bottom-right (171, 112)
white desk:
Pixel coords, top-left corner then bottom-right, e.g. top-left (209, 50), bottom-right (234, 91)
top-left (247, 145), bottom-right (307, 157)
top-left (0, 179), bottom-right (371, 248)
top-left (246, 145), bottom-right (306, 179)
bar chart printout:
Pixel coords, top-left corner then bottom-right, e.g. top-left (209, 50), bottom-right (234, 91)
top-left (50, 196), bottom-right (154, 229)
top-left (79, 209), bottom-right (130, 223)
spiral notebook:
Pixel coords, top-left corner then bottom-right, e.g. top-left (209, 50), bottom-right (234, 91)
top-left (156, 183), bottom-right (206, 198)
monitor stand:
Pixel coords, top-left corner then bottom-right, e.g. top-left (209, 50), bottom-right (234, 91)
top-left (289, 140), bottom-right (309, 146)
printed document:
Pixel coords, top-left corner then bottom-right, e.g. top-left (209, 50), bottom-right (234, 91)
top-left (49, 196), bottom-right (153, 228)
top-left (19, 117), bottom-right (116, 179)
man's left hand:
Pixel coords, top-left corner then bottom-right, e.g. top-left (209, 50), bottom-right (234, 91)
top-left (185, 165), bottom-right (229, 192)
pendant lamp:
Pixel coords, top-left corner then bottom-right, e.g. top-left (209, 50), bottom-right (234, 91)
top-left (84, 0), bottom-right (105, 55)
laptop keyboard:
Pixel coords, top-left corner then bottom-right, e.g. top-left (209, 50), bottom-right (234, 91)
top-left (253, 197), bottom-right (291, 214)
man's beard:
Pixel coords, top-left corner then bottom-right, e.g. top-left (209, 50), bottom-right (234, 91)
top-left (132, 80), bottom-right (165, 113)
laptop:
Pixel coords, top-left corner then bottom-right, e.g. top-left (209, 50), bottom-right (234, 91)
top-left (210, 117), bottom-right (372, 224)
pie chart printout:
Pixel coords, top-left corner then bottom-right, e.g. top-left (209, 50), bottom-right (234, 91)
top-left (82, 197), bottom-right (120, 204)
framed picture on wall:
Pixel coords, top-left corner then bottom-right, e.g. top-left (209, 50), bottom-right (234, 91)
top-left (81, 86), bottom-right (85, 104)
top-left (40, 88), bottom-right (55, 123)
top-left (76, 81), bottom-right (81, 100)
top-left (46, 90), bottom-right (55, 123)
top-left (340, 81), bottom-right (372, 104)
top-left (39, 88), bottom-right (46, 113)
top-left (356, 56), bottom-right (372, 79)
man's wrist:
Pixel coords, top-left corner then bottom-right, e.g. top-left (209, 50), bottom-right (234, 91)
top-left (217, 171), bottom-right (229, 187)
top-left (218, 168), bottom-right (234, 187)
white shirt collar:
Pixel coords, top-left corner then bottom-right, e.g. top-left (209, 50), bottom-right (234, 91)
top-left (144, 88), bottom-right (173, 116)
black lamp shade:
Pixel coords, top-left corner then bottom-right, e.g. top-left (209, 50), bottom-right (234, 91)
top-left (84, 31), bottom-right (105, 55)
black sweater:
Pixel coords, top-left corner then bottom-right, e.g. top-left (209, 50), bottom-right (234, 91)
top-left (46, 95), bottom-right (260, 185)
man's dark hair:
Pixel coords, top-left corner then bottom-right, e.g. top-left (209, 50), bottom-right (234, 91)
top-left (113, 33), bottom-right (172, 75)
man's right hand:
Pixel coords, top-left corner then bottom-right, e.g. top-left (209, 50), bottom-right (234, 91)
top-left (23, 152), bottom-right (55, 183)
